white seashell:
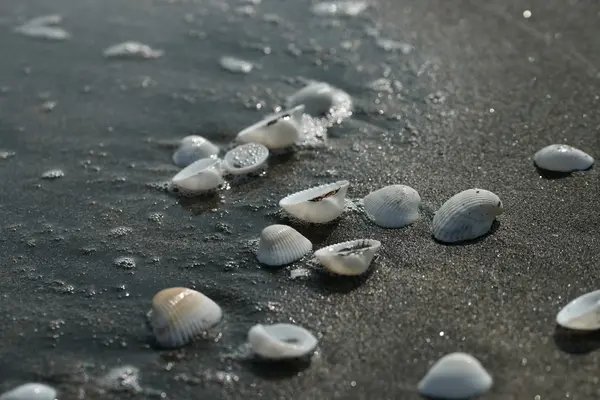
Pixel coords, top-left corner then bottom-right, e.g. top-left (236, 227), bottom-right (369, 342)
top-left (314, 239), bottom-right (381, 276)
top-left (256, 224), bottom-right (312, 266)
top-left (363, 185), bottom-right (420, 228)
top-left (172, 135), bottom-right (220, 167)
top-left (150, 287), bottom-right (223, 348)
top-left (170, 157), bottom-right (224, 196)
top-left (14, 15), bottom-right (70, 41)
top-left (556, 289), bottom-right (600, 331)
top-left (432, 189), bottom-right (503, 243)
top-left (248, 323), bottom-right (318, 360)
top-left (279, 180), bottom-right (349, 223)
top-left (219, 56), bottom-right (254, 74)
top-left (236, 105), bottom-right (305, 149)
top-left (223, 143), bottom-right (269, 175)
top-left (533, 144), bottom-right (594, 172)
top-left (418, 352), bottom-right (493, 399)
top-left (103, 41), bottom-right (164, 59)
top-left (0, 383), bottom-right (57, 400)
top-left (287, 82), bottom-right (352, 117)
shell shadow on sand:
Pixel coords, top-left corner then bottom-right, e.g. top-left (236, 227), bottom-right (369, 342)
top-left (242, 356), bottom-right (313, 380)
top-left (308, 260), bottom-right (377, 294)
top-left (534, 163), bottom-right (594, 180)
top-left (553, 325), bottom-right (600, 354)
top-left (431, 220), bottom-right (502, 246)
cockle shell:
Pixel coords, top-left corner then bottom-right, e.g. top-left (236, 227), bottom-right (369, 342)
top-left (363, 185), bottom-right (420, 228)
top-left (150, 287), bottom-right (223, 348)
top-left (236, 105), bottom-right (305, 149)
top-left (0, 383), bottom-right (57, 400)
top-left (256, 225), bottom-right (312, 266)
top-left (172, 135), bottom-right (220, 167)
top-left (286, 82), bottom-right (352, 117)
top-left (314, 239), bottom-right (381, 276)
top-left (170, 157), bottom-right (224, 196)
top-left (533, 144), bottom-right (594, 172)
top-left (556, 289), bottom-right (600, 331)
top-left (223, 143), bottom-right (269, 175)
top-left (248, 323), bottom-right (318, 360)
top-left (279, 180), bottom-right (349, 223)
top-left (418, 352), bottom-right (493, 399)
top-left (432, 189), bottom-right (503, 243)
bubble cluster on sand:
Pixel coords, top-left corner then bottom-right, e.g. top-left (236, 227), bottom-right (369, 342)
top-left (109, 226), bottom-right (133, 237)
top-left (97, 365), bottom-right (142, 393)
top-left (114, 256), bottom-right (136, 269)
top-left (41, 169), bottom-right (65, 180)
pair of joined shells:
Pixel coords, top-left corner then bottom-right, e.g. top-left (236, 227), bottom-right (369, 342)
top-left (363, 184), bottom-right (421, 228)
top-left (248, 323), bottom-right (318, 360)
top-left (256, 224), bottom-right (312, 267)
top-left (236, 105), bottom-right (305, 150)
top-left (172, 135), bottom-right (220, 168)
top-left (0, 383), bottom-right (57, 400)
top-left (314, 239), bottom-right (381, 276)
top-left (534, 144), bottom-right (594, 173)
top-left (556, 289), bottom-right (600, 331)
top-left (418, 352), bottom-right (493, 399)
top-left (279, 180), bottom-right (349, 224)
top-left (286, 81), bottom-right (352, 117)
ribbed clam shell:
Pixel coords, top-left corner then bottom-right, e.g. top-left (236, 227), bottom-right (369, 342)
top-left (418, 352), bottom-right (493, 399)
top-left (248, 323), bottom-right (318, 360)
top-left (279, 180), bottom-right (349, 223)
top-left (0, 383), bottom-right (57, 400)
top-left (256, 224), bottom-right (312, 266)
top-left (363, 185), bottom-right (420, 228)
top-left (314, 239), bottom-right (381, 276)
top-left (223, 143), bottom-right (269, 175)
top-left (170, 157), bottom-right (224, 196)
top-left (236, 105), bottom-right (305, 149)
top-left (150, 287), bottom-right (223, 348)
top-left (533, 144), bottom-right (594, 172)
top-left (432, 188), bottom-right (503, 243)
top-left (286, 82), bottom-right (352, 117)
top-left (172, 135), bottom-right (220, 167)
top-left (556, 289), bottom-right (600, 331)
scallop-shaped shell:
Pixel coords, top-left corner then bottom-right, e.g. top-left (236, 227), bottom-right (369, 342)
top-left (279, 180), bottom-right (349, 223)
top-left (286, 82), bottom-right (352, 117)
top-left (256, 224), bottom-right (312, 266)
top-left (172, 135), bottom-right (220, 167)
top-left (236, 105), bottom-right (305, 149)
top-left (363, 185), bottom-right (421, 228)
top-left (314, 239), bottom-right (381, 276)
top-left (150, 287), bottom-right (223, 348)
top-left (556, 289), bottom-right (600, 331)
top-left (0, 383), bottom-right (57, 400)
top-left (223, 143), bottom-right (269, 175)
top-left (248, 323), bottom-right (318, 360)
top-left (170, 157), bottom-right (224, 196)
top-left (533, 144), bottom-right (594, 172)
top-left (432, 189), bottom-right (503, 243)
top-left (418, 352), bottom-right (493, 399)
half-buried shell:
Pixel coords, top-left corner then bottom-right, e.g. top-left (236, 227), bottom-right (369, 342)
top-left (432, 188), bottom-right (503, 243)
top-left (0, 383), bottom-right (57, 400)
top-left (314, 239), bottom-right (381, 276)
top-left (533, 144), bottom-right (594, 172)
top-left (150, 287), bottom-right (223, 348)
top-left (556, 289), bottom-right (600, 331)
top-left (172, 135), bottom-right (220, 167)
top-left (279, 180), bottom-right (349, 223)
top-left (286, 82), bottom-right (352, 117)
top-left (363, 184), bottom-right (420, 228)
top-left (170, 157), bottom-right (224, 196)
top-left (256, 224), bottom-right (312, 266)
top-left (236, 105), bottom-right (305, 149)
top-left (222, 143), bottom-right (269, 175)
top-left (248, 323), bottom-right (318, 360)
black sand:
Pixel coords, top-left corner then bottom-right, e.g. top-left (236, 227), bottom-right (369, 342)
top-left (0, 0), bottom-right (599, 399)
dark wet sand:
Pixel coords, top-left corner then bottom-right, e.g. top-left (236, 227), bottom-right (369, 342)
top-left (0, 0), bottom-right (599, 399)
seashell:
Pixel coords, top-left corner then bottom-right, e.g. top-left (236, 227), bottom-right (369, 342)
top-left (170, 157), bottom-right (224, 196)
top-left (533, 144), bottom-right (594, 172)
top-left (418, 352), bottom-right (493, 399)
top-left (103, 41), bottom-right (164, 59)
top-left (172, 135), bottom-right (220, 167)
top-left (286, 82), bottom-right (352, 117)
top-left (248, 323), bottom-right (318, 360)
top-left (432, 189), bottom-right (503, 243)
top-left (0, 383), bottom-right (57, 400)
top-left (363, 185), bottom-right (420, 228)
top-left (556, 289), bottom-right (600, 331)
top-left (256, 224), bottom-right (312, 266)
top-left (314, 239), bottom-right (381, 276)
top-left (279, 180), bottom-right (349, 223)
top-left (236, 105), bottom-right (305, 149)
top-left (150, 287), bottom-right (223, 348)
top-left (223, 143), bottom-right (269, 175)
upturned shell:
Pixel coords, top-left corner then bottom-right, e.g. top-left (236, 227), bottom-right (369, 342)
top-left (363, 185), bottom-right (420, 228)
top-left (256, 224), bottom-right (312, 266)
top-left (432, 189), bottom-right (503, 243)
top-left (170, 157), bottom-right (224, 196)
top-left (0, 383), bottom-right (57, 400)
top-left (314, 239), bottom-right (381, 276)
top-left (248, 323), bottom-right (318, 360)
top-left (286, 82), bottom-right (352, 117)
top-left (172, 135), bottom-right (220, 167)
top-left (533, 144), bottom-right (594, 172)
top-left (556, 289), bottom-right (600, 331)
top-left (223, 143), bottom-right (269, 175)
top-left (236, 105), bottom-right (305, 149)
top-left (150, 287), bottom-right (223, 348)
top-left (418, 352), bottom-right (493, 399)
top-left (279, 180), bottom-right (349, 223)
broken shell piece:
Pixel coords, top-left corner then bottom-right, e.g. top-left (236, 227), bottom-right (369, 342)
top-left (279, 180), bottom-right (349, 223)
top-left (314, 239), bottom-right (381, 276)
top-left (248, 323), bottom-right (318, 360)
top-left (556, 289), bottom-right (600, 331)
top-left (256, 224), bottom-right (312, 266)
top-left (236, 105), bottom-right (305, 149)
